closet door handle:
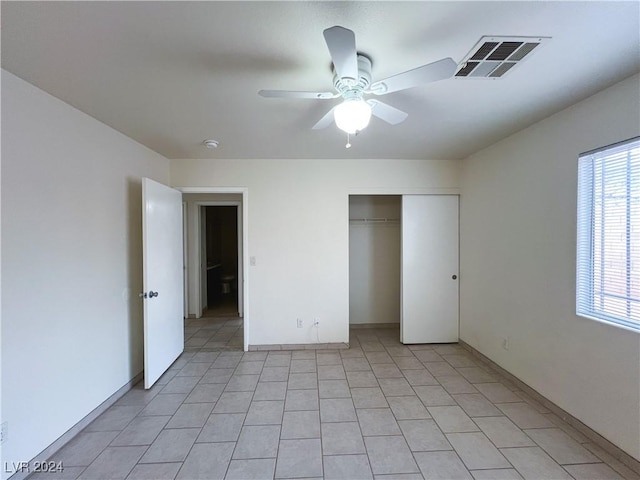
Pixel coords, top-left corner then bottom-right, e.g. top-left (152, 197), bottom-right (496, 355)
top-left (452, 275), bottom-right (457, 280)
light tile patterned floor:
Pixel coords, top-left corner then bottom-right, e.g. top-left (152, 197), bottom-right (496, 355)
top-left (32, 317), bottom-right (640, 480)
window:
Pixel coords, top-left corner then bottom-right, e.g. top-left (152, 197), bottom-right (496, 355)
top-left (577, 137), bottom-right (640, 331)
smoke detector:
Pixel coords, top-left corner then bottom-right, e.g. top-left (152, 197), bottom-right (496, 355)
top-left (455, 36), bottom-right (550, 78)
top-left (203, 139), bottom-right (219, 149)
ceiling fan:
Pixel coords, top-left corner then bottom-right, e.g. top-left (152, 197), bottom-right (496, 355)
top-left (259, 25), bottom-right (457, 141)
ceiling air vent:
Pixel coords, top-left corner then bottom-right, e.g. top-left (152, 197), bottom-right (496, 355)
top-left (455, 36), bottom-right (549, 79)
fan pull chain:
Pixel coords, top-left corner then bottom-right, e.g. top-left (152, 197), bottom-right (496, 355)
top-left (345, 133), bottom-right (351, 149)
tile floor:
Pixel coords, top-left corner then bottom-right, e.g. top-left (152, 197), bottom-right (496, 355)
top-left (31, 317), bottom-right (639, 480)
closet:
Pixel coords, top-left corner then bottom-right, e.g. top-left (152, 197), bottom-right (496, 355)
top-left (349, 194), bottom-right (459, 343)
top-left (349, 195), bottom-right (401, 325)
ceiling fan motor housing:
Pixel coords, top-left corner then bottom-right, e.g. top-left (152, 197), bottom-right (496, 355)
top-left (333, 54), bottom-right (372, 100)
top-left (259, 26), bottom-right (456, 132)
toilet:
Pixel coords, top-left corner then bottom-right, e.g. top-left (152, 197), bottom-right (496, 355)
top-left (221, 274), bottom-right (235, 294)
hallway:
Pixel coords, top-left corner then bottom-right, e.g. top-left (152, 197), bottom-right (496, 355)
top-left (184, 315), bottom-right (243, 351)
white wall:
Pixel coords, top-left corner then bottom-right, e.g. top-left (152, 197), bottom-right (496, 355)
top-left (1, 70), bottom-right (169, 476)
top-left (349, 195), bottom-right (401, 324)
top-left (460, 73), bottom-right (640, 460)
top-left (171, 159), bottom-right (460, 345)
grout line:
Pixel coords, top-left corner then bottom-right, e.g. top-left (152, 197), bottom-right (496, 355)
top-left (459, 339), bottom-right (640, 476)
top-left (44, 324), bottom-right (636, 480)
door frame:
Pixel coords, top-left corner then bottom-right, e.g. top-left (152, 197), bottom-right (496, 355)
top-left (199, 205), bottom-right (208, 313)
top-left (196, 201), bottom-right (243, 318)
top-left (346, 187), bottom-right (459, 345)
top-left (183, 201), bottom-right (189, 319)
top-left (178, 187), bottom-right (249, 352)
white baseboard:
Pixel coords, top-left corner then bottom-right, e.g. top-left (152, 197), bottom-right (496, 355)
top-left (14, 372), bottom-right (143, 480)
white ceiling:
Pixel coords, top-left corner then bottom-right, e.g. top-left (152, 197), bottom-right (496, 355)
top-left (2, 1), bottom-right (639, 160)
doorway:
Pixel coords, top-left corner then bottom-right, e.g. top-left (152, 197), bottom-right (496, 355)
top-left (201, 205), bottom-right (239, 317)
top-left (348, 194), bottom-right (460, 344)
top-left (180, 189), bottom-right (248, 351)
top-left (349, 195), bottom-right (402, 326)
top-left (189, 198), bottom-right (243, 319)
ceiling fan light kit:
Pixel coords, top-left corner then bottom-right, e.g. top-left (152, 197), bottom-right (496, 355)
top-left (334, 98), bottom-right (372, 134)
top-left (258, 25), bottom-right (458, 144)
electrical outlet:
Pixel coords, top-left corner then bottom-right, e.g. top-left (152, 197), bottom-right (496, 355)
top-left (296, 318), bottom-right (303, 328)
top-left (502, 337), bottom-right (510, 350)
top-left (1, 421), bottom-right (7, 444)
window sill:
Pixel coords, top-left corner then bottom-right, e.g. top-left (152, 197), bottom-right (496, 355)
top-left (577, 312), bottom-right (640, 334)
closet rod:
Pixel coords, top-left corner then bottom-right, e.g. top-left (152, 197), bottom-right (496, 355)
top-left (349, 217), bottom-right (400, 223)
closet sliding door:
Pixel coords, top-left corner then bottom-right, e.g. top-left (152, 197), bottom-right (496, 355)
top-left (401, 195), bottom-right (459, 344)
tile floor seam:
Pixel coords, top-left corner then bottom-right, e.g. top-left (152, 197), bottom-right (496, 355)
top-left (45, 319), bottom-right (637, 480)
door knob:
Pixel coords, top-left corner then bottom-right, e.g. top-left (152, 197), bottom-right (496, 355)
top-left (452, 275), bottom-right (457, 280)
top-left (149, 291), bottom-right (159, 298)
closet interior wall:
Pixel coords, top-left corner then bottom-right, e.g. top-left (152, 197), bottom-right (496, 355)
top-left (349, 195), bottom-right (401, 325)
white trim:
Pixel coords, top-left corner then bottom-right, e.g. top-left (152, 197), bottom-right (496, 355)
top-left (580, 135), bottom-right (640, 157)
top-left (577, 313), bottom-right (640, 334)
top-left (180, 186), bottom-right (247, 194)
top-left (459, 339), bottom-right (640, 475)
top-left (182, 201), bottom-right (189, 319)
top-left (8, 372), bottom-right (144, 480)
top-left (198, 205), bottom-right (207, 316)
top-left (347, 187), bottom-right (460, 195)
top-left (176, 187), bottom-right (249, 351)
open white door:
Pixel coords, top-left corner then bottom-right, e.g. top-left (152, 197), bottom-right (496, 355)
top-left (401, 195), bottom-right (459, 344)
top-left (142, 178), bottom-right (184, 388)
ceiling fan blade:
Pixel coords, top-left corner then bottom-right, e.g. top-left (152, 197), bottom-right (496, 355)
top-left (367, 99), bottom-right (408, 125)
top-left (259, 90), bottom-right (337, 99)
top-left (312, 107), bottom-right (337, 130)
top-left (323, 26), bottom-right (358, 81)
top-left (368, 57), bottom-right (457, 95)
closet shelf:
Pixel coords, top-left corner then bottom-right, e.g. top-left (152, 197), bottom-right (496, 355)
top-left (349, 217), bottom-right (400, 225)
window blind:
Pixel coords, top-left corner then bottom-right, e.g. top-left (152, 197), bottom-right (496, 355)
top-left (577, 137), bottom-right (640, 331)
